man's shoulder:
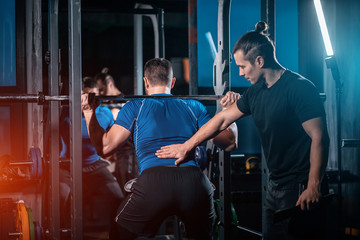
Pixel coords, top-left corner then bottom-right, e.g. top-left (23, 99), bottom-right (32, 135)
top-left (284, 70), bottom-right (315, 87)
top-left (180, 99), bottom-right (207, 111)
top-left (122, 99), bottom-right (143, 109)
top-left (96, 105), bottom-right (112, 114)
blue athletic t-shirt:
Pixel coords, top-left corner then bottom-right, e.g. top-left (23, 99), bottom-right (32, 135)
top-left (60, 105), bottom-right (114, 166)
top-left (115, 94), bottom-right (211, 174)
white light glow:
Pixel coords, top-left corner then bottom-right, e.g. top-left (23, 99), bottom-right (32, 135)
top-left (314, 0), bottom-right (334, 56)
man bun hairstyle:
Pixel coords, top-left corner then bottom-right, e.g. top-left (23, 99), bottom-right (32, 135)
top-left (94, 67), bottom-right (115, 85)
top-left (254, 21), bottom-right (269, 34)
top-left (232, 21), bottom-right (275, 65)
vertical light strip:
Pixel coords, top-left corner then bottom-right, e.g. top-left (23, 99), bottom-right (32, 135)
top-left (314, 0), bottom-right (334, 56)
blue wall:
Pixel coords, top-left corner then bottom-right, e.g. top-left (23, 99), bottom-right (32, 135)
top-left (197, 0), bottom-right (298, 87)
top-left (276, 0), bottom-right (298, 73)
top-left (0, 0), bottom-right (16, 86)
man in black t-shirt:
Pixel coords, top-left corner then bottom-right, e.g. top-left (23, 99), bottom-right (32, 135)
top-left (156, 21), bottom-right (330, 240)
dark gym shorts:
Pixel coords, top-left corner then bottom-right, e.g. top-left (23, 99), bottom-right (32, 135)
top-left (115, 165), bottom-right (216, 239)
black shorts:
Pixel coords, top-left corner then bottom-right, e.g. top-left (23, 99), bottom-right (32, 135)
top-left (115, 165), bottom-right (215, 239)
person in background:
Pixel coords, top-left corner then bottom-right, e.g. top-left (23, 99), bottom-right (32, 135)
top-left (95, 67), bottom-right (138, 197)
top-left (59, 76), bottom-right (124, 233)
top-left (94, 68), bottom-right (123, 120)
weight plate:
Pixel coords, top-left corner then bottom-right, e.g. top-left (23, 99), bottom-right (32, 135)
top-left (16, 201), bottom-right (30, 240)
top-left (231, 202), bottom-right (238, 224)
top-left (26, 208), bottom-right (35, 240)
top-left (34, 221), bottom-right (41, 240)
top-left (212, 199), bottom-right (239, 240)
top-left (34, 147), bottom-right (42, 178)
top-left (29, 148), bottom-right (37, 179)
top-left (195, 146), bottom-right (208, 170)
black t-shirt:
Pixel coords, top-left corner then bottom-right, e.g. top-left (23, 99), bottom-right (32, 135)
top-left (237, 70), bottom-right (326, 186)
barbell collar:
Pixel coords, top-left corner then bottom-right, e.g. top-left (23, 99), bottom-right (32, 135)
top-left (8, 232), bottom-right (22, 237)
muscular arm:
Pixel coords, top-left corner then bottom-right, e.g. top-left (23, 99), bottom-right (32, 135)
top-left (296, 117), bottom-right (330, 210)
top-left (82, 94), bottom-right (131, 157)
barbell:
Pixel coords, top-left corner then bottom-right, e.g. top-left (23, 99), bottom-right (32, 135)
top-left (0, 92), bottom-right (327, 105)
top-left (0, 92), bottom-right (224, 105)
top-left (6, 147), bottom-right (43, 179)
top-left (8, 147), bottom-right (70, 179)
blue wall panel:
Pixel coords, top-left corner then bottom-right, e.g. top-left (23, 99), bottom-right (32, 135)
top-left (197, 0), bottom-right (261, 87)
top-left (197, 0), bottom-right (299, 87)
top-left (276, 0), bottom-right (298, 72)
top-left (0, 0), bottom-right (16, 86)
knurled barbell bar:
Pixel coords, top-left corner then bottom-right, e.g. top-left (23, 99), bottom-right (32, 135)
top-left (0, 92), bottom-right (225, 105)
top-left (0, 92), bottom-right (327, 105)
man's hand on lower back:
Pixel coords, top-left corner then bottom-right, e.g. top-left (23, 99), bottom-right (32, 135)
top-left (155, 143), bottom-right (192, 166)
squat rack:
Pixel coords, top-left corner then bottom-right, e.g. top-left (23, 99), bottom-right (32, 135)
top-left (213, 0), bottom-right (275, 239)
top-left (45, 1), bottom-right (166, 239)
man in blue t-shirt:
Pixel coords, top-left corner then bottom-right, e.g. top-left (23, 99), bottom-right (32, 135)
top-left (82, 58), bottom-right (238, 240)
top-left (59, 77), bottom-right (124, 229)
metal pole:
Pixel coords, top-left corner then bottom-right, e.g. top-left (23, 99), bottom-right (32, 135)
top-left (215, 0), bottom-right (231, 239)
top-left (261, 0), bottom-right (275, 42)
top-left (325, 55), bottom-right (343, 238)
top-left (157, 8), bottom-right (165, 58)
top-left (48, 0), bottom-right (60, 238)
top-left (188, 0), bottom-right (198, 95)
top-left (68, 0), bottom-right (83, 238)
top-left (134, 9), bottom-right (143, 95)
top-left (261, 0), bottom-right (275, 236)
top-left (336, 81), bottom-right (343, 237)
top-left (26, 0), bottom-right (43, 152)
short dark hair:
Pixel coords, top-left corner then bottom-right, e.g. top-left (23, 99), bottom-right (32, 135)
top-left (82, 76), bottom-right (98, 90)
top-left (144, 58), bottom-right (173, 86)
top-left (232, 21), bottom-right (276, 65)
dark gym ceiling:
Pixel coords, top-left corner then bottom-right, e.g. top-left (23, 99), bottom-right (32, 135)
top-left (46, 0), bottom-right (188, 13)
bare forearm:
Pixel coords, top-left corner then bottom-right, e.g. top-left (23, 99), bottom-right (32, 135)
top-left (307, 135), bottom-right (329, 190)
